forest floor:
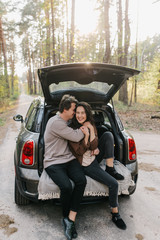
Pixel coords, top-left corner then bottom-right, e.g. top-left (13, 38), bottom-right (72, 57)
top-left (118, 109), bottom-right (160, 133)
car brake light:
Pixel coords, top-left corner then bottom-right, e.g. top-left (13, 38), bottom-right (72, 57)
top-left (21, 140), bottom-right (34, 165)
top-left (128, 138), bottom-right (137, 160)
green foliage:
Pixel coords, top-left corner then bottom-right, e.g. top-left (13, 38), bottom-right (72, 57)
top-left (0, 73), bottom-right (7, 99)
top-left (129, 35), bottom-right (160, 71)
top-left (1, 0), bottom-right (160, 108)
top-left (114, 100), bottom-right (159, 112)
top-left (137, 54), bottom-right (160, 106)
top-left (0, 66), bottom-right (19, 106)
top-left (74, 33), bottom-right (102, 62)
top-left (0, 118), bottom-right (5, 126)
top-left (9, 75), bottom-right (19, 98)
top-left (0, 0), bottom-right (6, 16)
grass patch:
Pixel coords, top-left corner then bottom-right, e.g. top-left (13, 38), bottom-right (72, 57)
top-left (0, 98), bottom-right (18, 114)
top-left (0, 118), bottom-right (5, 126)
top-left (139, 127), bottom-right (145, 131)
top-left (0, 97), bottom-right (18, 127)
top-left (114, 101), bottom-right (160, 113)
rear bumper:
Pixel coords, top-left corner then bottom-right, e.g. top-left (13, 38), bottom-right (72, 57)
top-left (126, 161), bottom-right (138, 194)
top-left (15, 166), bottom-right (39, 202)
top-left (126, 161), bottom-right (138, 177)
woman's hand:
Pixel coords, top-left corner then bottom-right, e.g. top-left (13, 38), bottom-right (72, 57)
top-left (80, 126), bottom-right (89, 136)
top-left (91, 148), bottom-right (99, 156)
top-left (83, 121), bottom-right (93, 130)
top-left (80, 126), bottom-right (90, 145)
top-left (83, 121), bottom-right (95, 142)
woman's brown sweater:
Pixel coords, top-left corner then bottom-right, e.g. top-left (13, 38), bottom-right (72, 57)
top-left (69, 127), bottom-right (98, 165)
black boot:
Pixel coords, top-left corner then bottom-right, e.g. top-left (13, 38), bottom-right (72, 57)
top-left (111, 212), bottom-right (127, 230)
top-left (72, 222), bottom-right (78, 239)
top-left (62, 217), bottom-right (74, 240)
top-left (105, 166), bottom-right (124, 180)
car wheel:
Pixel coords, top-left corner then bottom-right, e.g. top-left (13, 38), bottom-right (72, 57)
top-left (15, 178), bottom-right (30, 205)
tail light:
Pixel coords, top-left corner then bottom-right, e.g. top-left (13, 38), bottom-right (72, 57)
top-left (128, 138), bottom-right (137, 161)
top-left (21, 140), bottom-right (34, 165)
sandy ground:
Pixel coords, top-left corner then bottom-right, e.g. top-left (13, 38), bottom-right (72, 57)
top-left (0, 95), bottom-right (160, 240)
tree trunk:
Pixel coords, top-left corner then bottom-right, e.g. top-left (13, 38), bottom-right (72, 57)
top-left (0, 16), bottom-right (10, 98)
top-left (10, 52), bottom-right (15, 96)
top-left (70, 0), bottom-right (75, 62)
top-left (119, 0), bottom-right (130, 104)
top-left (50, 0), bottom-right (56, 65)
top-left (123, 0), bottom-right (130, 66)
top-left (62, 30), bottom-right (65, 63)
top-left (66, 0), bottom-right (69, 62)
top-left (134, 6), bottom-right (139, 103)
top-left (45, 0), bottom-right (51, 66)
top-left (103, 0), bottom-right (111, 63)
top-left (58, 35), bottom-right (61, 64)
top-left (117, 0), bottom-right (123, 65)
top-left (27, 40), bottom-right (33, 94)
top-left (31, 52), bottom-right (37, 94)
top-left (8, 36), bottom-right (16, 96)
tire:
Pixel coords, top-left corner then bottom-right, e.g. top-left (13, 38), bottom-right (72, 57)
top-left (15, 178), bottom-right (30, 205)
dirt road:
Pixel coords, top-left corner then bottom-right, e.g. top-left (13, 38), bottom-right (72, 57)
top-left (0, 95), bottom-right (160, 240)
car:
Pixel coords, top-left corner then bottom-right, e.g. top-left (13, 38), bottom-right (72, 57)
top-left (13, 62), bottom-right (140, 205)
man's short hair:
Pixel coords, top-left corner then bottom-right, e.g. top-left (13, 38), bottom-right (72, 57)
top-left (59, 94), bottom-right (78, 113)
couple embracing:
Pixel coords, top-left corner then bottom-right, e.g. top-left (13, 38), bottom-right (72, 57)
top-left (43, 94), bottom-right (126, 240)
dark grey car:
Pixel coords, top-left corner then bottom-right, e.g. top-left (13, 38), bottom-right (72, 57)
top-left (13, 62), bottom-right (140, 205)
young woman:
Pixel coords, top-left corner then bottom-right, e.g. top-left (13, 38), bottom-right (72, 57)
top-left (69, 102), bottom-right (126, 230)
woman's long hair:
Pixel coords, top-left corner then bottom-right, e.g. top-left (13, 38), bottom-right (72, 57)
top-left (71, 102), bottom-right (95, 129)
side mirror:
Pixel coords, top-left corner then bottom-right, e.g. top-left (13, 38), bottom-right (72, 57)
top-left (13, 114), bottom-right (24, 123)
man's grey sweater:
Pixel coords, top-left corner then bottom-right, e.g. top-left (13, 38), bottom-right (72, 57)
top-left (43, 114), bottom-right (84, 168)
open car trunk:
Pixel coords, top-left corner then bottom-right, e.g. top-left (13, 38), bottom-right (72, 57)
top-left (38, 62), bottom-right (140, 105)
top-left (37, 63), bottom-right (140, 200)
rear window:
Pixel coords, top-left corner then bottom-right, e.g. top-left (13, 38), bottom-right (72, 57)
top-left (49, 81), bottom-right (113, 93)
top-left (26, 108), bottom-right (43, 133)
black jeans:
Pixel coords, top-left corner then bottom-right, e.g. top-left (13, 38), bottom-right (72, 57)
top-left (96, 131), bottom-right (114, 162)
top-left (83, 159), bottom-right (118, 208)
top-left (83, 132), bottom-right (118, 208)
top-left (45, 159), bottom-right (86, 217)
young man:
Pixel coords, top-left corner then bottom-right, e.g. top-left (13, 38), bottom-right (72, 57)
top-left (44, 94), bottom-right (87, 240)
